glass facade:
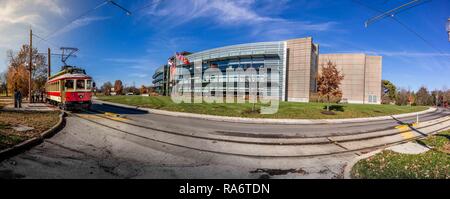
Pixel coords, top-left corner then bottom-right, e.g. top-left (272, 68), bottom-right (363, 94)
top-left (173, 41), bottom-right (286, 99)
top-left (152, 65), bottom-right (169, 95)
top-left (151, 37), bottom-right (382, 104)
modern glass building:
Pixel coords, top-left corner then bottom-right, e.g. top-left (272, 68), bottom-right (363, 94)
top-left (152, 37), bottom-right (382, 104)
top-left (152, 65), bottom-right (169, 95)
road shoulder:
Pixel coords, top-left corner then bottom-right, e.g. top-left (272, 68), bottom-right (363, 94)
top-left (94, 99), bottom-right (437, 125)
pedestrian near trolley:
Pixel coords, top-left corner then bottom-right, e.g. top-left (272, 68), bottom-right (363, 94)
top-left (14, 89), bottom-right (22, 108)
top-left (32, 91), bottom-right (37, 103)
top-left (40, 91), bottom-right (44, 102)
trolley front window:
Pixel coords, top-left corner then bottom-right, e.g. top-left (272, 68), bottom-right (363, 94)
top-left (65, 80), bottom-right (74, 90)
top-left (76, 79), bottom-right (86, 90)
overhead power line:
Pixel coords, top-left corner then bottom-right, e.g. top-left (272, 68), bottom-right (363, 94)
top-left (131, 0), bottom-right (161, 13)
top-left (37, 0), bottom-right (159, 48)
top-left (353, 0), bottom-right (445, 55)
top-left (41, 0), bottom-right (132, 43)
top-left (364, 0), bottom-right (431, 28)
top-left (109, 0), bottom-right (132, 15)
top-left (32, 33), bottom-right (60, 49)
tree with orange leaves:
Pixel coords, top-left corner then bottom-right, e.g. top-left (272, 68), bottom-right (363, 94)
top-left (5, 45), bottom-right (47, 97)
top-left (317, 61), bottom-right (345, 112)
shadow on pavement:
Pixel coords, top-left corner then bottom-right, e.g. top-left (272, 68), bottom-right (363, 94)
top-left (91, 103), bottom-right (148, 115)
top-left (391, 116), bottom-right (427, 137)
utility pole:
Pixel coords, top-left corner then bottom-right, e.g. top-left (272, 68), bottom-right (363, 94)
top-left (29, 28), bottom-right (33, 103)
top-left (47, 48), bottom-right (51, 80)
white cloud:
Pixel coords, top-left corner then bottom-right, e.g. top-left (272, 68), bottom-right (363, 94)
top-left (128, 73), bottom-right (149, 78)
top-left (142, 0), bottom-right (336, 33)
top-left (340, 50), bottom-right (450, 58)
top-left (104, 57), bottom-right (157, 72)
top-left (103, 58), bottom-right (151, 64)
top-left (51, 16), bottom-right (111, 38)
top-left (0, 0), bottom-right (66, 72)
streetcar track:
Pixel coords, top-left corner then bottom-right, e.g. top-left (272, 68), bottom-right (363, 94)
top-left (67, 110), bottom-right (450, 158)
top-left (92, 104), bottom-right (450, 139)
top-left (98, 101), bottom-right (444, 126)
top-left (76, 109), bottom-right (450, 145)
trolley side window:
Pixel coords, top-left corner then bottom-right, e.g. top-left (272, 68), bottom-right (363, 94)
top-left (86, 80), bottom-right (92, 90)
top-left (76, 79), bottom-right (86, 90)
top-left (65, 80), bottom-right (74, 91)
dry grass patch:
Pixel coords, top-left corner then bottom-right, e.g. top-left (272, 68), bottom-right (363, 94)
top-left (351, 131), bottom-right (450, 179)
top-left (0, 111), bottom-right (60, 150)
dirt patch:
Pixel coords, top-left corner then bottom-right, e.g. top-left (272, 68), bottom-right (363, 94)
top-left (250, 168), bottom-right (309, 176)
top-left (321, 111), bottom-right (336, 115)
top-left (0, 111), bottom-right (60, 150)
top-left (441, 143), bottom-right (450, 154)
top-left (242, 108), bottom-right (261, 115)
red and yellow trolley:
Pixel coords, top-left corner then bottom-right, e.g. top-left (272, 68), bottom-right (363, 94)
top-left (45, 66), bottom-right (93, 110)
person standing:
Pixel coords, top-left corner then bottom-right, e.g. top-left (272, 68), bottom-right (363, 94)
top-left (14, 89), bottom-right (22, 108)
top-left (17, 90), bottom-right (22, 108)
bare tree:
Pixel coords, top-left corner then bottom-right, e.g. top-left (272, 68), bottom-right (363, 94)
top-left (101, 82), bottom-right (113, 96)
top-left (317, 61), bottom-right (344, 112)
top-left (415, 86), bottom-right (432, 106)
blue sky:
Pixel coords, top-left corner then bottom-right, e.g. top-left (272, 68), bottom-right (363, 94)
top-left (0, 0), bottom-right (449, 90)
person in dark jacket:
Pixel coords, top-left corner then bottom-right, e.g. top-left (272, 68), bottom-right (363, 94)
top-left (14, 89), bottom-right (22, 108)
top-left (17, 90), bottom-right (22, 108)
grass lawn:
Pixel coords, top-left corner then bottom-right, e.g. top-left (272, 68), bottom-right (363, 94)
top-left (351, 131), bottom-right (450, 179)
top-left (97, 96), bottom-right (428, 119)
top-left (0, 111), bottom-right (60, 150)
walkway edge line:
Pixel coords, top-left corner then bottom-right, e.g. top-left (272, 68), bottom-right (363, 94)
top-left (94, 99), bottom-right (436, 124)
top-left (0, 111), bottom-right (66, 160)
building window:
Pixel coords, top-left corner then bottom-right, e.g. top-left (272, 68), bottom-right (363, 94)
top-left (368, 95), bottom-right (378, 103)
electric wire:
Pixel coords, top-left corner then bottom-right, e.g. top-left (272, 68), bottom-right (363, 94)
top-left (353, 0), bottom-right (447, 56)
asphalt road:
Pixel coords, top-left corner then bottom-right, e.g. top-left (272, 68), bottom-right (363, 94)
top-left (0, 116), bottom-right (353, 179)
top-left (91, 103), bottom-right (450, 138)
top-left (0, 103), bottom-right (448, 179)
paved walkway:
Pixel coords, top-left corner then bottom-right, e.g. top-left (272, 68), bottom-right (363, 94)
top-left (0, 116), bottom-right (352, 179)
top-left (2, 103), bottom-right (57, 112)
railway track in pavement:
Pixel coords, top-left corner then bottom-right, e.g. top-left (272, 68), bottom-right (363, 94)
top-left (65, 108), bottom-right (450, 158)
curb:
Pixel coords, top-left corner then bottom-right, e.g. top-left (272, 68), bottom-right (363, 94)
top-left (0, 111), bottom-right (66, 160)
top-left (95, 99), bottom-right (437, 125)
